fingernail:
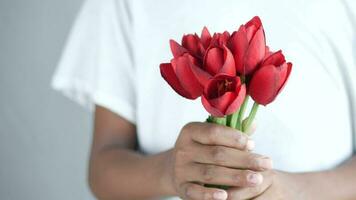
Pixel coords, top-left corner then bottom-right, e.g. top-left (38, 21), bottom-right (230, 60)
top-left (247, 173), bottom-right (263, 185)
top-left (237, 135), bottom-right (247, 146)
top-left (258, 157), bottom-right (273, 169)
top-left (246, 139), bottom-right (255, 150)
top-left (213, 190), bottom-right (228, 200)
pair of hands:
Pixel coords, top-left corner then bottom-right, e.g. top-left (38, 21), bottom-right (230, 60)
top-left (166, 122), bottom-right (307, 200)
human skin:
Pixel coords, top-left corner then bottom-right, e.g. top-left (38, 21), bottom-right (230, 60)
top-left (89, 106), bottom-right (356, 200)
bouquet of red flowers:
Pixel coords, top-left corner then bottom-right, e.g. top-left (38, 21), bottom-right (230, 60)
top-left (160, 16), bottom-right (292, 133)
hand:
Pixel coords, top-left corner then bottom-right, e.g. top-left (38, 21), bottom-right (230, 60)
top-left (227, 171), bottom-right (308, 200)
top-left (166, 122), bottom-right (273, 200)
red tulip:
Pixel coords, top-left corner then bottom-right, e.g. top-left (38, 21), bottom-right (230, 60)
top-left (249, 50), bottom-right (292, 105)
top-left (181, 34), bottom-right (205, 59)
top-left (202, 74), bottom-right (246, 117)
top-left (160, 27), bottom-right (213, 100)
top-left (203, 45), bottom-right (235, 76)
top-left (170, 27), bottom-right (212, 59)
top-left (161, 27), bottom-right (234, 100)
top-left (228, 16), bottom-right (266, 75)
top-left (210, 31), bottom-right (231, 47)
top-left (200, 26), bottom-right (212, 49)
top-left (187, 44), bottom-right (236, 88)
top-left (160, 53), bottom-right (203, 99)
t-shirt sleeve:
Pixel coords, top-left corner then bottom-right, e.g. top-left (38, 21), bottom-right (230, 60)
top-left (51, 0), bottom-right (136, 123)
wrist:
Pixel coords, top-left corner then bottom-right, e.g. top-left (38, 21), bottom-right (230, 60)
top-left (294, 170), bottom-right (335, 200)
top-left (157, 149), bottom-right (177, 196)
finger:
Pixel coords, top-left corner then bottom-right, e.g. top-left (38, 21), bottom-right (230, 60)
top-left (227, 170), bottom-right (274, 200)
top-left (187, 122), bottom-right (254, 151)
top-left (187, 163), bottom-right (263, 187)
top-left (180, 182), bottom-right (228, 200)
top-left (253, 193), bottom-right (267, 200)
top-left (194, 144), bottom-right (273, 171)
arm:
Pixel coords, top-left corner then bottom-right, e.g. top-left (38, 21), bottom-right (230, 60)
top-left (88, 106), bottom-right (173, 199)
top-left (298, 155), bottom-right (356, 200)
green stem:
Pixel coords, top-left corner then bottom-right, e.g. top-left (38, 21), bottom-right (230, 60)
top-left (228, 107), bottom-right (241, 130)
top-left (206, 116), bottom-right (213, 123)
top-left (242, 102), bottom-right (259, 133)
top-left (209, 116), bottom-right (226, 126)
top-left (226, 114), bottom-right (233, 127)
top-left (229, 110), bottom-right (240, 129)
top-left (236, 96), bottom-right (249, 130)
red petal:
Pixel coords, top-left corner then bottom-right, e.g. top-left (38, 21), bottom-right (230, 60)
top-left (160, 63), bottom-right (191, 99)
top-left (182, 34), bottom-right (204, 57)
top-left (245, 16), bottom-right (262, 42)
top-left (249, 65), bottom-right (280, 105)
top-left (209, 92), bottom-right (236, 115)
top-left (244, 27), bottom-right (266, 75)
top-left (220, 31), bottom-right (231, 46)
top-left (262, 50), bottom-right (285, 66)
top-left (172, 55), bottom-right (203, 99)
top-left (228, 26), bottom-right (248, 74)
top-left (245, 16), bottom-right (262, 29)
top-left (204, 47), bottom-right (224, 75)
top-left (202, 75), bottom-right (243, 116)
top-left (225, 84), bottom-right (246, 115)
top-left (170, 39), bottom-right (187, 58)
top-left (265, 46), bottom-right (273, 57)
top-left (210, 32), bottom-right (230, 47)
top-left (201, 95), bottom-right (225, 117)
top-left (201, 26), bottom-right (212, 49)
top-left (219, 46), bottom-right (236, 76)
top-left (276, 62), bottom-right (292, 95)
top-left (190, 64), bottom-right (212, 86)
top-left (222, 31), bottom-right (231, 39)
top-left (203, 74), bottom-right (234, 96)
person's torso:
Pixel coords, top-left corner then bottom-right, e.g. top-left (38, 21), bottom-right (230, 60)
top-left (128, 0), bottom-right (355, 176)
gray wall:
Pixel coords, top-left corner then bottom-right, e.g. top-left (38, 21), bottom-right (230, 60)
top-left (0, 0), bottom-right (95, 199)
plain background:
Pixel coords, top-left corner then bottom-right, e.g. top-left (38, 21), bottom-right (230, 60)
top-left (0, 0), bottom-right (96, 199)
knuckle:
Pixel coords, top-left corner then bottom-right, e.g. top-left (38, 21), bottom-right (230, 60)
top-left (200, 165), bottom-right (216, 182)
top-left (207, 128), bottom-right (220, 143)
top-left (173, 163), bottom-right (184, 179)
top-left (175, 149), bottom-right (190, 163)
top-left (181, 122), bottom-right (196, 136)
top-left (234, 131), bottom-right (242, 140)
top-left (237, 133), bottom-right (247, 144)
top-left (211, 146), bottom-right (226, 164)
top-left (246, 153), bottom-right (260, 169)
top-left (209, 125), bottom-right (222, 135)
top-left (183, 122), bottom-right (197, 130)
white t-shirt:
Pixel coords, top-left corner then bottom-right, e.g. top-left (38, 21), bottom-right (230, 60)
top-left (52, 0), bottom-right (356, 198)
